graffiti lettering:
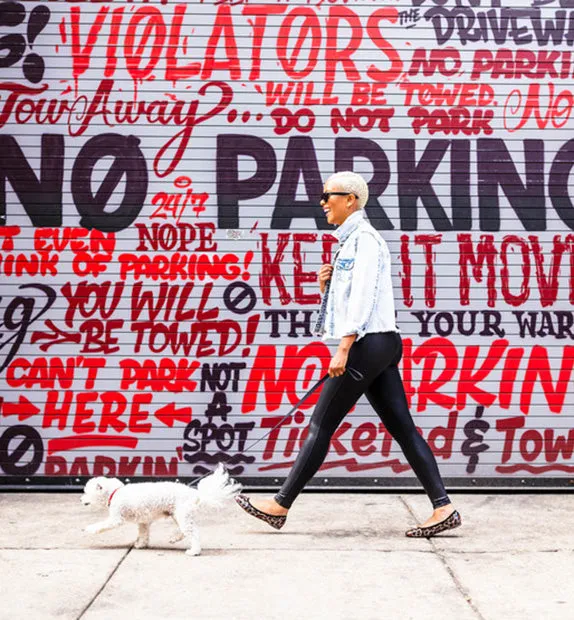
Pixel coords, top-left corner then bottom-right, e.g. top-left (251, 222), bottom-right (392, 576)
top-left (496, 416), bottom-right (574, 472)
top-left (45, 455), bottom-right (179, 478)
top-left (0, 133), bottom-right (147, 232)
top-left (0, 283), bottom-right (56, 373)
top-left (216, 136), bottom-right (574, 232)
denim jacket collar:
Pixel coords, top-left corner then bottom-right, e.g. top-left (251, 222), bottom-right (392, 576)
top-left (333, 210), bottom-right (365, 244)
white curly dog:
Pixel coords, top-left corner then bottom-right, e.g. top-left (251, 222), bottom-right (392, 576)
top-left (81, 465), bottom-right (241, 556)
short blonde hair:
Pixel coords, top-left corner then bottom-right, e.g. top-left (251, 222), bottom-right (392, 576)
top-left (327, 171), bottom-right (369, 209)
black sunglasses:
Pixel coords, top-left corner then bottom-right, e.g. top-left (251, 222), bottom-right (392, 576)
top-left (320, 192), bottom-right (358, 203)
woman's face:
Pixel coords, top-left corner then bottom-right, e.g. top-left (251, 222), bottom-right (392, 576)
top-left (320, 183), bottom-right (357, 226)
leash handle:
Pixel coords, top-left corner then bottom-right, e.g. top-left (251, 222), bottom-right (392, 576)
top-left (346, 366), bottom-right (364, 381)
top-left (186, 365), bottom-right (364, 487)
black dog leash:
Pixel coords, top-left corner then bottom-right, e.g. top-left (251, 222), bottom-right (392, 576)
top-left (187, 366), bottom-right (364, 487)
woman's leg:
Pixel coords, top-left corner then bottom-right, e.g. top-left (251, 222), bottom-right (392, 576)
top-left (246, 333), bottom-right (400, 515)
top-left (365, 366), bottom-right (450, 507)
top-left (274, 371), bottom-right (368, 508)
top-left (365, 337), bottom-right (455, 525)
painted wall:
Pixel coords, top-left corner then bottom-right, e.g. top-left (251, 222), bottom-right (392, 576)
top-left (1, 0), bottom-right (573, 488)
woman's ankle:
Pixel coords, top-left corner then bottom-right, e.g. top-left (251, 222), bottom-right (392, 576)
top-left (273, 494), bottom-right (291, 512)
top-left (271, 499), bottom-right (289, 515)
top-left (433, 503), bottom-right (454, 516)
top-left (251, 497), bottom-right (289, 516)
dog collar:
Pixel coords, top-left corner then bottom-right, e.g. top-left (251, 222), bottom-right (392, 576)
top-left (108, 488), bottom-right (119, 506)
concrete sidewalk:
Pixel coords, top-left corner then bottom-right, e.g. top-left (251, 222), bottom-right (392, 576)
top-left (1, 492), bottom-right (573, 620)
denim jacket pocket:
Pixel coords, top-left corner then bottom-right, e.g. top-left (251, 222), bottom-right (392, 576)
top-left (337, 258), bottom-right (355, 271)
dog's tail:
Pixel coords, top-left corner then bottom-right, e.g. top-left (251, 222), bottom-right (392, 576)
top-left (196, 464), bottom-right (242, 508)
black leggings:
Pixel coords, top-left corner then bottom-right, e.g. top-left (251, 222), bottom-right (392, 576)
top-left (274, 332), bottom-right (451, 510)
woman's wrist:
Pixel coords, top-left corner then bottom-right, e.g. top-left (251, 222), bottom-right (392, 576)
top-left (338, 334), bottom-right (357, 353)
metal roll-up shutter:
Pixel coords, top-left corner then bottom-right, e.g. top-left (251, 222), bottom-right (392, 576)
top-left (0, 0), bottom-right (573, 489)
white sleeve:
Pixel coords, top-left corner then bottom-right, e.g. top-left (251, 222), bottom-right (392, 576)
top-left (341, 232), bottom-right (385, 339)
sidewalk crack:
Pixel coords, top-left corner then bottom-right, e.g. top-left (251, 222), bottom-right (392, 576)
top-left (76, 547), bottom-right (132, 620)
top-left (400, 497), bottom-right (485, 620)
top-left (430, 542), bottom-right (486, 620)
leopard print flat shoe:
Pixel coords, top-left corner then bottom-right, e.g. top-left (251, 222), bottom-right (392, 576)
top-left (405, 510), bottom-right (462, 538)
top-left (235, 494), bottom-right (287, 530)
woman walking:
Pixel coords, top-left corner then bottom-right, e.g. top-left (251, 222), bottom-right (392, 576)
top-left (236, 171), bottom-right (461, 538)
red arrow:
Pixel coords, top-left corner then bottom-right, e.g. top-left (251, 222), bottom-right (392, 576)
top-left (154, 403), bottom-right (192, 428)
top-left (1, 396), bottom-right (41, 421)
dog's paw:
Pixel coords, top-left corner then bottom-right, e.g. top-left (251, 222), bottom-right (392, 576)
top-left (185, 546), bottom-right (201, 556)
top-left (169, 533), bottom-right (185, 544)
top-left (84, 524), bottom-right (100, 535)
top-left (134, 539), bottom-right (149, 549)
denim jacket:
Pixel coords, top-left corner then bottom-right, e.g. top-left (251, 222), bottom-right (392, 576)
top-left (322, 210), bottom-right (398, 341)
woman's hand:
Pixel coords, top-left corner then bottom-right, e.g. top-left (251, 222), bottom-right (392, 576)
top-left (328, 349), bottom-right (349, 378)
top-left (318, 264), bottom-right (334, 294)
top-left (329, 336), bottom-right (356, 378)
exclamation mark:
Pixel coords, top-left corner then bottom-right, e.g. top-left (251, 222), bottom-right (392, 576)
top-left (24, 5), bottom-right (50, 84)
top-left (242, 314), bottom-right (259, 357)
top-left (242, 250), bottom-right (254, 281)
